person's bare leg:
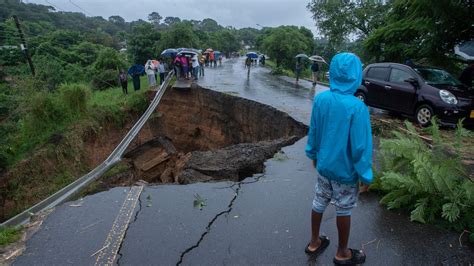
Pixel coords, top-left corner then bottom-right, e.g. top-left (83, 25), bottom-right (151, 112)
top-left (335, 215), bottom-right (352, 259)
top-left (307, 210), bottom-right (323, 251)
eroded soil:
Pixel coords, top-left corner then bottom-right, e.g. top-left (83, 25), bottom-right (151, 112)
top-left (112, 86), bottom-right (308, 186)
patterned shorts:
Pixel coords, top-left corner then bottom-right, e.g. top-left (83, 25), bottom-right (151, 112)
top-left (312, 172), bottom-right (359, 216)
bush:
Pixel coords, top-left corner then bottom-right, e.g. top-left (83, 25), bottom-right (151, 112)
top-left (375, 119), bottom-right (474, 241)
top-left (91, 69), bottom-right (119, 90)
top-left (59, 83), bottom-right (91, 115)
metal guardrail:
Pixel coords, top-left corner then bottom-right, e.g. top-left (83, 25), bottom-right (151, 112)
top-left (0, 71), bottom-right (175, 228)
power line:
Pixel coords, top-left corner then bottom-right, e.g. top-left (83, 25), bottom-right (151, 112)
top-left (44, 0), bottom-right (63, 12)
top-left (68, 0), bottom-right (94, 16)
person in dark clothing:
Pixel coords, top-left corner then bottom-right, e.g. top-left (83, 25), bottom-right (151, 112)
top-left (295, 57), bottom-right (303, 85)
top-left (260, 55), bottom-right (266, 66)
top-left (119, 69), bottom-right (128, 94)
top-left (311, 61), bottom-right (319, 88)
top-left (128, 64), bottom-right (145, 91)
top-left (459, 62), bottom-right (474, 88)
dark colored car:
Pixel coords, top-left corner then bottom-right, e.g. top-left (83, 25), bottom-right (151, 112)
top-left (355, 63), bottom-right (474, 126)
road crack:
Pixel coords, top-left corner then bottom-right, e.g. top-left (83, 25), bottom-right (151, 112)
top-left (115, 187), bottom-right (144, 265)
top-left (176, 182), bottom-right (244, 265)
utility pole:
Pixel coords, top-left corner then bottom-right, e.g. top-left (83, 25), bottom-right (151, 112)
top-left (12, 15), bottom-right (35, 76)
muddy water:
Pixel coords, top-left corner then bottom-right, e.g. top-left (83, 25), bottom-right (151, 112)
top-left (114, 85), bottom-right (308, 186)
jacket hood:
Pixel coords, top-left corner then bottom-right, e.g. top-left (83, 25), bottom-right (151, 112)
top-left (329, 53), bottom-right (362, 95)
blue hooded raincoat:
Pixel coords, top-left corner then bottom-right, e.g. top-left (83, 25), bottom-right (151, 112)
top-left (305, 53), bottom-right (373, 184)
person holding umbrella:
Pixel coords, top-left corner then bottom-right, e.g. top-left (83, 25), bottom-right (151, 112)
top-left (128, 63), bottom-right (145, 91)
top-left (311, 60), bottom-right (319, 88)
top-left (295, 57), bottom-right (303, 85)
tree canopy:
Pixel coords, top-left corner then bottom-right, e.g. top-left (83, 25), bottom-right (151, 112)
top-left (260, 26), bottom-right (314, 69)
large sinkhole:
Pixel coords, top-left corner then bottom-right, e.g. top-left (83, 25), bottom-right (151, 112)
top-left (113, 86), bottom-right (307, 186)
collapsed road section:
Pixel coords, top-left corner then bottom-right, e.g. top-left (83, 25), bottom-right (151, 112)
top-left (94, 86), bottom-right (308, 190)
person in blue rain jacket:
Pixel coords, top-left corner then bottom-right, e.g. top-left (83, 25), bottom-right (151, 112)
top-left (304, 52), bottom-right (372, 265)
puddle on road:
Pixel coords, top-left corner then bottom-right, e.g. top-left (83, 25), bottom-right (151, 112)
top-left (90, 85), bottom-right (308, 192)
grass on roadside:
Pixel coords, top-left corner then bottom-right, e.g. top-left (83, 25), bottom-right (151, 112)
top-left (0, 226), bottom-right (22, 246)
top-left (265, 60), bottom-right (329, 84)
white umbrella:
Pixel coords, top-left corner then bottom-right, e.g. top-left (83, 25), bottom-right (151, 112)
top-left (309, 55), bottom-right (327, 64)
top-left (454, 40), bottom-right (474, 61)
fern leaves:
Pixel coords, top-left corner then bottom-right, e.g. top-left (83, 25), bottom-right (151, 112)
top-left (377, 118), bottom-right (472, 228)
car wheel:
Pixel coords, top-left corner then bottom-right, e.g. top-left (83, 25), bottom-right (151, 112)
top-left (415, 104), bottom-right (433, 126)
top-left (355, 91), bottom-right (366, 103)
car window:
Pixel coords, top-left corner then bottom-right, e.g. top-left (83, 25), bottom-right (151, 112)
top-left (414, 67), bottom-right (462, 86)
top-left (389, 68), bottom-right (414, 83)
top-left (366, 67), bottom-right (389, 81)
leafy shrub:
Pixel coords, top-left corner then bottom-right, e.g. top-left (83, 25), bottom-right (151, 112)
top-left (376, 119), bottom-right (474, 241)
top-left (59, 83), bottom-right (91, 115)
top-left (91, 69), bottom-right (119, 90)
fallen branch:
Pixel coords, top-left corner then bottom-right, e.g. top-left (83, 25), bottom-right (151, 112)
top-left (374, 118), bottom-right (433, 147)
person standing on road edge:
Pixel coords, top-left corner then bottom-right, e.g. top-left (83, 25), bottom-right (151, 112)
top-left (118, 69), bottom-right (128, 95)
top-left (311, 61), bottom-right (319, 88)
top-left (305, 52), bottom-right (372, 265)
top-left (295, 57), bottom-right (303, 85)
top-left (128, 63), bottom-right (144, 91)
top-left (245, 56), bottom-right (252, 78)
top-left (145, 59), bottom-right (157, 88)
top-left (157, 59), bottom-right (166, 85)
top-left (199, 54), bottom-right (205, 77)
top-left (192, 54), bottom-right (200, 81)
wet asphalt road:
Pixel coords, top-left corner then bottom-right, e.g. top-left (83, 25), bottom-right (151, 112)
top-left (13, 58), bottom-right (474, 265)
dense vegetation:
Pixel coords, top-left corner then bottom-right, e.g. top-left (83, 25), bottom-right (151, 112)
top-left (307, 0), bottom-right (472, 72)
top-left (372, 119), bottom-right (474, 243)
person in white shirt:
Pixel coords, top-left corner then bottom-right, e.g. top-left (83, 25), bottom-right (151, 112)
top-left (145, 59), bottom-right (156, 87)
top-left (192, 55), bottom-right (200, 81)
top-left (157, 59), bottom-right (166, 85)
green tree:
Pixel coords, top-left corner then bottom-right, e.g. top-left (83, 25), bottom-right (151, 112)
top-left (163, 16), bottom-right (181, 27)
top-left (199, 18), bottom-right (221, 32)
top-left (147, 12), bottom-right (162, 26)
top-left (307, 0), bottom-right (390, 47)
top-left (92, 48), bottom-right (125, 89)
top-left (261, 26), bottom-right (314, 69)
top-left (364, 0), bottom-right (472, 68)
top-left (158, 22), bottom-right (199, 51)
top-left (127, 23), bottom-right (160, 64)
top-left (214, 30), bottom-right (240, 57)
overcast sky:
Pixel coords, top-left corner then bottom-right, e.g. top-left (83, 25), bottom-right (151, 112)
top-left (27, 0), bottom-right (319, 35)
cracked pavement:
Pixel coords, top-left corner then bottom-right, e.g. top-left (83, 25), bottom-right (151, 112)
top-left (13, 58), bottom-right (474, 265)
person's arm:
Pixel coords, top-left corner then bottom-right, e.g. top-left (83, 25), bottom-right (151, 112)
top-left (350, 105), bottom-right (373, 185)
top-left (305, 100), bottom-right (319, 165)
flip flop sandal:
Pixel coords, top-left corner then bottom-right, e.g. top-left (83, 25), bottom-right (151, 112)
top-left (333, 248), bottom-right (366, 265)
top-left (304, 236), bottom-right (330, 257)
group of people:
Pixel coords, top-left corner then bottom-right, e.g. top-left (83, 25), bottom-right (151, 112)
top-left (120, 58), bottom-right (168, 95)
top-left (295, 58), bottom-right (320, 88)
top-left (172, 49), bottom-right (225, 81)
top-left (173, 53), bottom-right (203, 80)
top-left (203, 50), bottom-right (223, 68)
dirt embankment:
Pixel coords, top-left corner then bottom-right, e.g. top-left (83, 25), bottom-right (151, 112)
top-left (123, 86), bottom-right (308, 185)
